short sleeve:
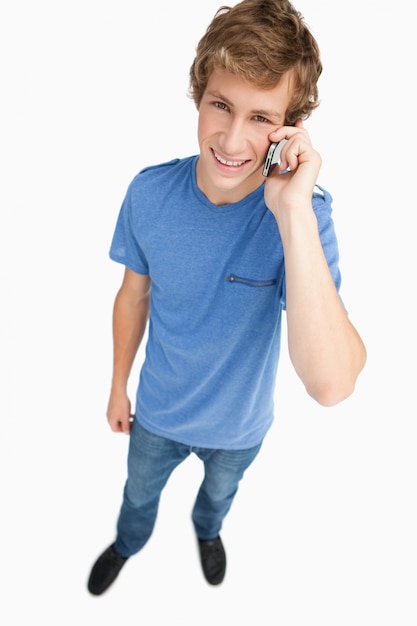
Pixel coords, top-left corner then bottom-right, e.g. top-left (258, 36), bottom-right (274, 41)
top-left (109, 183), bottom-right (149, 275)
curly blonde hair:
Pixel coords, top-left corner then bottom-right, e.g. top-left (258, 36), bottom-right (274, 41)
top-left (189, 0), bottom-right (322, 124)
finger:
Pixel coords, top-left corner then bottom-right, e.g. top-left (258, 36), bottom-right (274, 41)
top-left (268, 120), bottom-right (304, 145)
top-left (122, 417), bottom-right (134, 435)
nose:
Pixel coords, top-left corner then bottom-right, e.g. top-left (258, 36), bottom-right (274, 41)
top-left (220, 118), bottom-right (247, 156)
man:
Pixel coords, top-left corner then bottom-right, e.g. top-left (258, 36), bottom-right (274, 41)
top-left (87, 0), bottom-right (366, 595)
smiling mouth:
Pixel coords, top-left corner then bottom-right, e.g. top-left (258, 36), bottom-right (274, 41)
top-left (213, 150), bottom-right (247, 167)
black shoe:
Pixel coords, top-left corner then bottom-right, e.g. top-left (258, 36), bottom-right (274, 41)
top-left (197, 536), bottom-right (226, 585)
top-left (87, 544), bottom-right (128, 595)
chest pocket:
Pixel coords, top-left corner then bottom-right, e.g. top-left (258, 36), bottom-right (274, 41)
top-left (225, 274), bottom-right (277, 287)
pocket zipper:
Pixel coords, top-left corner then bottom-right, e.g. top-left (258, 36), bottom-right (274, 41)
top-left (225, 275), bottom-right (276, 287)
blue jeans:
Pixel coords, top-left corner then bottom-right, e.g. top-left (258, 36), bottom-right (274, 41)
top-left (114, 420), bottom-right (262, 557)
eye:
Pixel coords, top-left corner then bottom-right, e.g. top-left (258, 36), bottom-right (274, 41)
top-left (213, 101), bottom-right (229, 111)
top-left (253, 114), bottom-right (271, 124)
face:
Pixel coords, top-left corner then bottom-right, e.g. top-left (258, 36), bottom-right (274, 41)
top-left (196, 67), bottom-right (292, 205)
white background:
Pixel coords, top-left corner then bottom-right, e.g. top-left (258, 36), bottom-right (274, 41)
top-left (1, 1), bottom-right (416, 624)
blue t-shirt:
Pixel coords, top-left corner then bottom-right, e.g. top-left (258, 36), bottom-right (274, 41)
top-left (109, 156), bottom-right (341, 449)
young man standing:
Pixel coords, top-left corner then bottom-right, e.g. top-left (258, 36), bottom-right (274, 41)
top-left (87, 0), bottom-right (366, 595)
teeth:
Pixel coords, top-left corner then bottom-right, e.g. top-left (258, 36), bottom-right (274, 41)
top-left (214, 152), bottom-right (245, 167)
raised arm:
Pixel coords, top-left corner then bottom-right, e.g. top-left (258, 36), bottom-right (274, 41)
top-left (106, 268), bottom-right (151, 433)
top-left (264, 122), bottom-right (366, 406)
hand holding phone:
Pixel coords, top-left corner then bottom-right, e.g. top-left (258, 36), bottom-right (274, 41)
top-left (262, 140), bottom-right (288, 177)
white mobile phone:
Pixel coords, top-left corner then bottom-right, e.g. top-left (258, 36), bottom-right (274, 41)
top-left (262, 140), bottom-right (287, 177)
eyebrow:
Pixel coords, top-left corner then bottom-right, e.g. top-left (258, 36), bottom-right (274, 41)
top-left (207, 90), bottom-right (284, 121)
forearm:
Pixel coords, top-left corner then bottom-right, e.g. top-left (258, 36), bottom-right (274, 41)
top-left (279, 208), bottom-right (366, 406)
